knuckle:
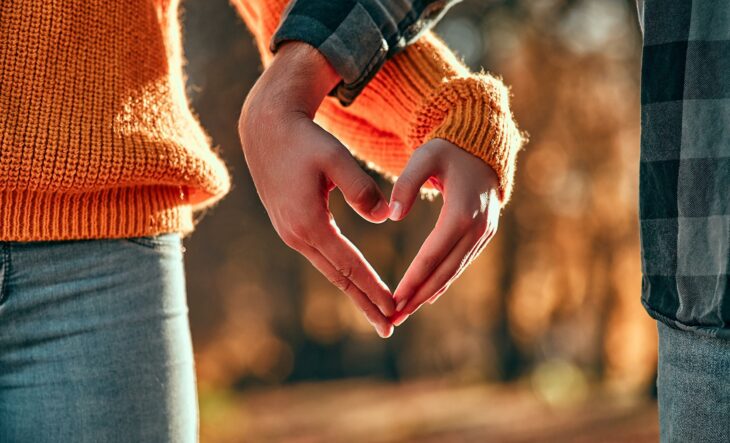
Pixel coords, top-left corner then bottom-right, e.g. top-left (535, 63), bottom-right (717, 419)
top-left (331, 275), bottom-right (352, 292)
top-left (375, 297), bottom-right (395, 316)
top-left (359, 301), bottom-right (375, 317)
top-left (441, 261), bottom-right (460, 280)
top-left (421, 255), bottom-right (440, 274)
top-left (396, 174), bottom-right (419, 194)
top-left (290, 212), bottom-right (330, 244)
top-left (361, 306), bottom-right (380, 325)
top-left (289, 219), bottom-right (314, 241)
top-left (351, 178), bottom-right (378, 206)
top-left (335, 265), bottom-right (354, 280)
top-left (332, 265), bottom-right (354, 292)
top-left (319, 145), bottom-right (345, 167)
top-left (279, 230), bottom-right (302, 250)
top-left (361, 304), bottom-right (382, 324)
top-left (278, 214), bottom-right (323, 249)
top-left (454, 213), bottom-right (474, 231)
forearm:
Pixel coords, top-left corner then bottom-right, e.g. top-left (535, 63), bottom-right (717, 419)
top-left (320, 33), bottom-right (524, 202)
top-left (234, 0), bottom-right (523, 202)
top-left (269, 0), bottom-right (464, 104)
top-left (230, 0), bottom-right (463, 104)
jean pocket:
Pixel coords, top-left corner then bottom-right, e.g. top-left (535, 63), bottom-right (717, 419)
top-left (124, 233), bottom-right (182, 252)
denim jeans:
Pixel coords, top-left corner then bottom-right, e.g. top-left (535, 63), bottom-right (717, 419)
top-left (657, 322), bottom-right (730, 443)
top-left (0, 234), bottom-right (197, 442)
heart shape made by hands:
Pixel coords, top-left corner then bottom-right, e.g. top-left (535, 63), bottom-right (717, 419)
top-left (322, 139), bottom-right (502, 338)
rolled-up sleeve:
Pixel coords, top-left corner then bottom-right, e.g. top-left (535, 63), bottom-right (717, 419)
top-left (271, 0), bottom-right (461, 105)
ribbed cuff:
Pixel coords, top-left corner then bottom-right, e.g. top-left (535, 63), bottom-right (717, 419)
top-left (409, 76), bottom-right (524, 203)
top-left (0, 186), bottom-right (193, 241)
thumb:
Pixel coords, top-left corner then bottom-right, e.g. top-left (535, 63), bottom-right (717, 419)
top-left (325, 148), bottom-right (390, 223)
top-left (389, 149), bottom-right (437, 221)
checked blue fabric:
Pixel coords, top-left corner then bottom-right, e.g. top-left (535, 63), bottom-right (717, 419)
top-left (638, 0), bottom-right (730, 338)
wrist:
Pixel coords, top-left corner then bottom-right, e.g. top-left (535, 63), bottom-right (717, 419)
top-left (260, 42), bottom-right (341, 118)
top-left (412, 77), bottom-right (523, 204)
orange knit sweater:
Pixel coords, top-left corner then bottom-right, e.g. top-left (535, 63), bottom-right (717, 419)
top-left (0, 0), bottom-right (522, 241)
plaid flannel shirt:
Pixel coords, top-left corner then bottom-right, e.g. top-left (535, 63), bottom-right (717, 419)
top-left (271, 0), bottom-right (461, 105)
top-left (273, 0), bottom-right (729, 337)
top-left (638, 0), bottom-right (730, 338)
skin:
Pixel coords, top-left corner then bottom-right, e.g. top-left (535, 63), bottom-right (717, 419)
top-left (388, 138), bottom-right (501, 326)
top-left (239, 42), bottom-right (501, 337)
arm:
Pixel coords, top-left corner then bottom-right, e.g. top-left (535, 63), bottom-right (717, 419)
top-left (234, 0), bottom-right (524, 330)
top-left (270, 0), bottom-right (464, 105)
top-left (233, 0), bottom-right (521, 199)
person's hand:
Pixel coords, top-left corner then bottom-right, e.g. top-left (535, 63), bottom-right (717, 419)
top-left (389, 138), bottom-right (501, 326)
top-left (239, 42), bottom-right (395, 338)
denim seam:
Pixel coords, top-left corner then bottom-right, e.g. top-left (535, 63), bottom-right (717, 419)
top-left (0, 244), bottom-right (10, 304)
top-left (125, 237), bottom-right (169, 249)
top-left (124, 234), bottom-right (183, 254)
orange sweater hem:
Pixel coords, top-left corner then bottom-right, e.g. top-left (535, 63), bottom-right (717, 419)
top-left (0, 186), bottom-right (193, 241)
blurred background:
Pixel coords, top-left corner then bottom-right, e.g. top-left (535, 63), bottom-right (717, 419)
top-left (180, 0), bottom-right (657, 441)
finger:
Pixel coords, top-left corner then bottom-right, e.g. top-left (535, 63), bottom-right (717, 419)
top-left (426, 287), bottom-right (447, 305)
top-left (426, 235), bottom-right (487, 305)
top-left (426, 190), bottom-right (499, 306)
top-left (392, 232), bottom-right (477, 326)
top-left (312, 218), bottom-right (396, 317)
top-left (389, 149), bottom-right (437, 221)
top-left (392, 204), bottom-right (465, 311)
top-left (297, 243), bottom-right (394, 338)
top-left (324, 149), bottom-right (390, 223)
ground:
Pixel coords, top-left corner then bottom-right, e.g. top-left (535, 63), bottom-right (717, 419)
top-left (200, 380), bottom-right (658, 442)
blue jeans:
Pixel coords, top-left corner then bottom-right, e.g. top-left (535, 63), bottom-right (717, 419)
top-left (0, 234), bottom-right (197, 442)
top-left (657, 322), bottom-right (730, 443)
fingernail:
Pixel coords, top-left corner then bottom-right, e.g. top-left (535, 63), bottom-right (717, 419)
top-left (396, 299), bottom-right (407, 312)
top-left (370, 200), bottom-right (389, 219)
top-left (389, 201), bottom-right (403, 221)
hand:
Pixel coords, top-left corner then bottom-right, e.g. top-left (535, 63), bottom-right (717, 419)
top-left (389, 138), bottom-right (501, 326)
top-left (239, 42), bottom-right (395, 338)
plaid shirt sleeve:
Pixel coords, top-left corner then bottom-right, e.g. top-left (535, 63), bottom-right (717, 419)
top-left (270, 0), bottom-right (462, 105)
top-left (638, 0), bottom-right (730, 338)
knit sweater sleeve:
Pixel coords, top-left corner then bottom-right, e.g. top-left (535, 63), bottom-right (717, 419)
top-left (231, 0), bottom-right (524, 202)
